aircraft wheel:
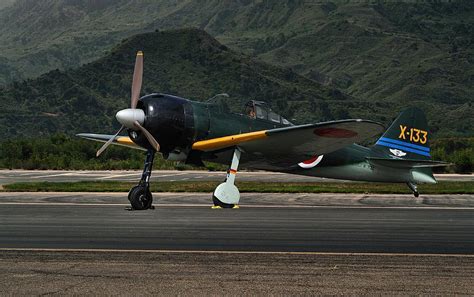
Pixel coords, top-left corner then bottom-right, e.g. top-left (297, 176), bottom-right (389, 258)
top-left (128, 186), bottom-right (153, 210)
top-left (212, 195), bottom-right (235, 208)
top-left (414, 192), bottom-right (419, 198)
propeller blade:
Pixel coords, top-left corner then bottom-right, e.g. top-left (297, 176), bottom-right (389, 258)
top-left (96, 125), bottom-right (125, 157)
top-left (134, 121), bottom-right (160, 152)
top-left (131, 51), bottom-right (144, 109)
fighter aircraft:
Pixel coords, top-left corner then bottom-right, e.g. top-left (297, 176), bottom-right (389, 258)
top-left (78, 51), bottom-right (448, 210)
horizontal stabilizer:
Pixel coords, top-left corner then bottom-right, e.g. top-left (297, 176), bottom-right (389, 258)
top-left (367, 157), bottom-right (452, 168)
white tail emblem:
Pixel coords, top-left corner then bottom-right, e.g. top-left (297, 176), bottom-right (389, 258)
top-left (390, 149), bottom-right (407, 157)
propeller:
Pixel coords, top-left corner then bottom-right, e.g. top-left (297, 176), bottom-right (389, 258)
top-left (131, 51), bottom-right (143, 109)
top-left (134, 121), bottom-right (160, 151)
top-left (96, 125), bottom-right (125, 157)
top-left (96, 51), bottom-right (160, 157)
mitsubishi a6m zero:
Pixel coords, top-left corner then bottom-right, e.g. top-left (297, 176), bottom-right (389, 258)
top-left (78, 51), bottom-right (448, 210)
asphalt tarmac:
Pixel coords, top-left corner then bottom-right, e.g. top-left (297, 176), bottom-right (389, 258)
top-left (0, 169), bottom-right (472, 184)
top-left (0, 192), bottom-right (473, 253)
top-left (0, 192), bottom-right (472, 294)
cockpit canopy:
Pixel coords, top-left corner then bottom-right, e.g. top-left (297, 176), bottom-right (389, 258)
top-left (244, 100), bottom-right (292, 125)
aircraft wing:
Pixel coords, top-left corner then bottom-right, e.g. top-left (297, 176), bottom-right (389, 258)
top-left (76, 133), bottom-right (145, 151)
top-left (192, 119), bottom-right (385, 167)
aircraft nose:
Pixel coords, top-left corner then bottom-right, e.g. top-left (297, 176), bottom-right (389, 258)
top-left (116, 108), bottom-right (145, 129)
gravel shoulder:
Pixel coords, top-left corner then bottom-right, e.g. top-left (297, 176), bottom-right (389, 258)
top-left (1, 251), bottom-right (473, 295)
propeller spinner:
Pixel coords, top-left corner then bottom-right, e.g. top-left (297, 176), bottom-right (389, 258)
top-left (96, 51), bottom-right (160, 156)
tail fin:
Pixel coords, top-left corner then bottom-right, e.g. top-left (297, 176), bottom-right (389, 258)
top-left (373, 107), bottom-right (431, 160)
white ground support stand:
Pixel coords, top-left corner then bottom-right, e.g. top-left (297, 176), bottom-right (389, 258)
top-left (212, 148), bottom-right (241, 208)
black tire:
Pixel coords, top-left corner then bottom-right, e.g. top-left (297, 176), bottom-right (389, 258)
top-left (212, 195), bottom-right (235, 208)
top-left (128, 186), bottom-right (153, 210)
top-left (414, 192), bottom-right (420, 198)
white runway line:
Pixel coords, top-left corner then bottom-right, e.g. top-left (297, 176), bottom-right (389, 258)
top-left (0, 201), bottom-right (472, 210)
top-left (30, 173), bottom-right (76, 179)
top-left (154, 173), bottom-right (188, 178)
top-left (99, 173), bottom-right (141, 179)
top-left (16, 172), bottom-right (41, 176)
top-left (75, 172), bottom-right (114, 176)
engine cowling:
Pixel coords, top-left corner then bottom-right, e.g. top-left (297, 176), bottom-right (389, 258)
top-left (129, 93), bottom-right (195, 160)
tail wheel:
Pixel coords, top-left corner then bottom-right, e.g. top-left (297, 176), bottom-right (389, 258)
top-left (128, 186), bottom-right (153, 210)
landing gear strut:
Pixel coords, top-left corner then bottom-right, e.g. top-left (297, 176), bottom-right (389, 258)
top-left (128, 149), bottom-right (155, 210)
top-left (212, 148), bottom-right (241, 209)
top-left (407, 182), bottom-right (419, 197)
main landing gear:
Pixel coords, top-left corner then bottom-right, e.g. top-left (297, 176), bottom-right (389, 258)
top-left (407, 182), bottom-right (419, 197)
top-left (128, 149), bottom-right (155, 210)
top-left (212, 148), bottom-right (241, 209)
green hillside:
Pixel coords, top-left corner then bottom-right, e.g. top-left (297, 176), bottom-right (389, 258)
top-left (0, 27), bottom-right (471, 139)
top-left (0, 0), bottom-right (16, 10)
top-left (256, 3), bottom-right (474, 107)
top-left (0, 29), bottom-right (352, 138)
top-left (0, 0), bottom-right (173, 84)
top-left (0, 1), bottom-right (472, 137)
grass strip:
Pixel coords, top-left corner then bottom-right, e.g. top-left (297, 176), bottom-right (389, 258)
top-left (2, 181), bottom-right (473, 194)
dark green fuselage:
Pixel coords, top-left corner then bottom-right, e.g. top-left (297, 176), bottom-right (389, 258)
top-left (133, 94), bottom-right (435, 185)
top-left (191, 101), bottom-right (286, 140)
top-left (190, 100), bottom-right (433, 184)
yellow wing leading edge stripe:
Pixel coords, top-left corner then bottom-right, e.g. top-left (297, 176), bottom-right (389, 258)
top-left (116, 136), bottom-right (137, 146)
top-left (192, 130), bottom-right (267, 151)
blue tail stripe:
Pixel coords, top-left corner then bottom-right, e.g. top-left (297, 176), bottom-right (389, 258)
top-left (379, 137), bottom-right (430, 152)
top-left (376, 141), bottom-right (431, 157)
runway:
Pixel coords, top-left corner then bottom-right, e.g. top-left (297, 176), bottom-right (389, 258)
top-left (0, 192), bottom-right (473, 294)
top-left (0, 169), bottom-right (472, 184)
top-left (1, 205), bottom-right (473, 253)
top-left (0, 192), bottom-right (473, 253)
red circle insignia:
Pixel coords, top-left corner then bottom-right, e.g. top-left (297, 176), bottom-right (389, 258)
top-left (314, 128), bottom-right (358, 138)
top-left (302, 156), bottom-right (319, 164)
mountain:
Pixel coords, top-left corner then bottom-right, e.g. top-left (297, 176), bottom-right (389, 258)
top-left (255, 2), bottom-right (474, 106)
top-left (0, 1), bottom-right (472, 136)
top-left (0, 28), bottom-right (471, 139)
top-left (0, 29), bottom-right (352, 138)
top-left (1, 1), bottom-right (473, 105)
top-left (0, 0), bottom-right (16, 10)
top-left (0, 0), bottom-right (169, 84)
